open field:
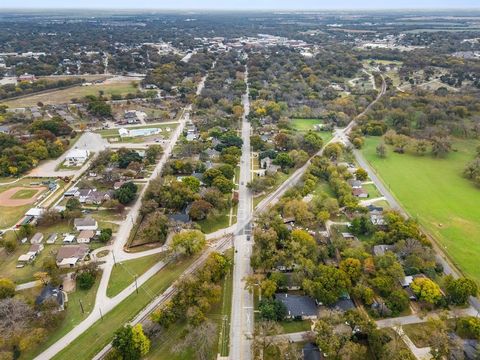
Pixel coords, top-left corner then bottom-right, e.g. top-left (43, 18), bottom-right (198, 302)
top-left (362, 137), bottom-right (480, 284)
top-left (21, 278), bottom-right (101, 359)
top-left (290, 118), bottom-right (323, 131)
top-left (2, 81), bottom-right (139, 108)
top-left (96, 123), bottom-right (178, 143)
top-left (52, 256), bottom-right (197, 360)
top-left (106, 252), bottom-right (167, 298)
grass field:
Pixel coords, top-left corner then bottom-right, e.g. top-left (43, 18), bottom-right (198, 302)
top-left (11, 189), bottom-right (39, 199)
top-left (96, 124), bottom-right (178, 143)
top-left (52, 256), bottom-right (197, 360)
top-left (197, 209), bottom-right (230, 234)
top-left (290, 118), bottom-right (324, 132)
top-left (2, 81), bottom-right (139, 108)
top-left (22, 278), bottom-right (101, 359)
top-left (106, 252), bottom-right (167, 298)
top-left (280, 320), bottom-right (312, 333)
top-left (362, 137), bottom-right (480, 284)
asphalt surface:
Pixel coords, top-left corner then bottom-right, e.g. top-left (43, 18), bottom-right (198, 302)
top-left (230, 65), bottom-right (254, 360)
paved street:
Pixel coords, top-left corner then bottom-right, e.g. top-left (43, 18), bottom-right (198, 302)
top-left (230, 64), bottom-right (254, 360)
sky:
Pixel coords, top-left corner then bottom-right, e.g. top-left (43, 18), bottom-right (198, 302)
top-left (0, 0), bottom-right (479, 10)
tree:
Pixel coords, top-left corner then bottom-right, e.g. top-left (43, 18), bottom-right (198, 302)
top-left (457, 316), bottom-right (480, 339)
top-left (260, 279), bottom-right (277, 299)
top-left (302, 131), bottom-right (323, 155)
top-left (354, 168), bottom-right (368, 181)
top-left (202, 168), bottom-right (223, 186)
top-left (181, 176), bottom-right (201, 192)
top-left (66, 198), bottom-right (81, 211)
top-left (431, 136), bottom-right (451, 158)
top-left (464, 158), bottom-right (480, 187)
top-left (376, 143), bottom-right (387, 158)
top-left (77, 271), bottom-right (96, 290)
top-left (274, 153), bottom-right (293, 169)
top-left (303, 265), bottom-right (351, 305)
top-left (171, 230), bottom-right (206, 256)
top-left (386, 290), bottom-right (410, 315)
top-left (188, 200), bottom-right (213, 220)
top-left (212, 175), bottom-right (234, 194)
top-left (411, 278), bottom-right (442, 305)
top-left (445, 276), bottom-right (478, 305)
top-left (172, 321), bottom-right (217, 360)
top-left (98, 228), bottom-right (113, 243)
top-left (112, 324), bottom-right (150, 360)
top-left (0, 278), bottom-right (15, 299)
top-left (138, 211), bottom-right (168, 245)
top-left (340, 258), bottom-right (362, 283)
top-left (258, 298), bottom-right (286, 321)
top-left (115, 182), bottom-right (138, 205)
top-left (323, 143), bottom-right (343, 160)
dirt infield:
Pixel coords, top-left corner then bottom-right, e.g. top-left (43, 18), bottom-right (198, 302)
top-left (0, 186), bottom-right (46, 207)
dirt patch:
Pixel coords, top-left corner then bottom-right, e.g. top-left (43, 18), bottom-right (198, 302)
top-left (0, 186), bottom-right (46, 207)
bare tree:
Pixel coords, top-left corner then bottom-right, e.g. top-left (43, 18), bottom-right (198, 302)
top-left (172, 320), bottom-right (217, 360)
top-left (0, 298), bottom-right (34, 339)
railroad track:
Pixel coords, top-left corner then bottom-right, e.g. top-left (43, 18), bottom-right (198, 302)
top-left (93, 234), bottom-right (234, 360)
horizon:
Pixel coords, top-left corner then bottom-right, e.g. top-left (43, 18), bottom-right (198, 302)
top-left (1, 0), bottom-right (480, 11)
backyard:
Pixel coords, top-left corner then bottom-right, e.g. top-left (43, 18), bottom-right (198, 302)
top-left (362, 137), bottom-right (480, 284)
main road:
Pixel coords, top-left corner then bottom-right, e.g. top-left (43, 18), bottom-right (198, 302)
top-left (230, 64), bottom-right (254, 360)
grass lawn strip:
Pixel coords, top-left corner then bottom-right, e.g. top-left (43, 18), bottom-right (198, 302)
top-left (106, 252), bottom-right (166, 298)
top-left (52, 256), bottom-right (196, 360)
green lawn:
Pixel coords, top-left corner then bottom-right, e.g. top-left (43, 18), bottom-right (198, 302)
top-left (106, 252), bottom-right (167, 298)
top-left (197, 209), bottom-right (230, 234)
top-left (291, 118), bottom-right (324, 132)
top-left (52, 256), bottom-right (197, 360)
top-left (363, 183), bottom-right (382, 198)
top-left (2, 81), bottom-right (139, 108)
top-left (362, 137), bottom-right (480, 284)
top-left (21, 278), bottom-right (101, 359)
top-left (11, 189), bottom-right (39, 199)
top-left (279, 320), bottom-right (312, 334)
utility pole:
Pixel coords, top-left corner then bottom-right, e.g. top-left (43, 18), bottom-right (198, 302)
top-left (112, 251), bottom-right (116, 266)
top-left (134, 275), bottom-right (138, 294)
top-left (79, 299), bottom-right (84, 314)
top-left (99, 308), bottom-right (104, 321)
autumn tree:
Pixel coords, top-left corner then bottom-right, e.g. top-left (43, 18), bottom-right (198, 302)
top-left (171, 230), bottom-right (206, 256)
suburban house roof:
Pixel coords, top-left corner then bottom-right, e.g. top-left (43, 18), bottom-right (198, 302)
top-left (303, 343), bottom-right (322, 360)
top-left (28, 244), bottom-right (43, 253)
top-left (78, 230), bottom-right (95, 240)
top-left (31, 232), bottom-right (43, 243)
top-left (373, 244), bottom-right (395, 256)
top-left (26, 207), bottom-right (45, 217)
top-left (66, 149), bottom-right (90, 159)
top-left (331, 298), bottom-right (356, 312)
top-left (56, 244), bottom-right (89, 263)
top-left (275, 293), bottom-right (318, 318)
top-left (74, 217), bottom-right (97, 227)
top-left (352, 188), bottom-right (368, 197)
top-left (35, 285), bottom-right (65, 308)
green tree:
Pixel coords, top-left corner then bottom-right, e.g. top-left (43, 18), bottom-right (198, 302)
top-left (340, 258), bottom-right (362, 283)
top-left (445, 276), bottom-right (478, 305)
top-left (212, 175), bottom-right (234, 193)
top-left (386, 290), bottom-right (410, 315)
top-left (258, 299), bottom-right (287, 321)
top-left (66, 198), bottom-right (81, 211)
top-left (171, 230), bottom-right (206, 256)
top-left (0, 278), bottom-right (15, 299)
top-left (98, 228), bottom-right (113, 243)
top-left (181, 176), bottom-right (201, 192)
top-left (354, 168), bottom-right (368, 181)
top-left (303, 265), bottom-right (351, 305)
top-left (411, 278), bottom-right (442, 304)
top-left (112, 324), bottom-right (150, 360)
top-left (376, 143), bottom-right (387, 158)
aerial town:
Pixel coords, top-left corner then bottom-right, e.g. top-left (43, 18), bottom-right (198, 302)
top-left (0, 4), bottom-right (479, 360)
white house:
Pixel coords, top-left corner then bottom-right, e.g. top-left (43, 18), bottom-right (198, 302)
top-left (65, 149), bottom-right (90, 166)
top-left (74, 217), bottom-right (98, 231)
top-left (77, 230), bottom-right (95, 243)
top-left (63, 234), bottom-right (76, 243)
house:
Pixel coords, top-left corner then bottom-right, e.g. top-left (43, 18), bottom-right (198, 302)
top-left (352, 188), bottom-right (368, 198)
top-left (46, 233), bottom-right (57, 244)
top-left (28, 243), bottom-right (44, 256)
top-left (266, 164), bottom-right (281, 175)
top-left (370, 214), bottom-right (386, 226)
top-left (275, 293), bottom-right (318, 320)
top-left (65, 149), bottom-right (90, 166)
top-left (17, 253), bottom-right (36, 265)
top-left (85, 190), bottom-right (113, 205)
top-left (113, 181), bottom-right (125, 190)
top-left (63, 234), bottom-right (76, 243)
top-left (347, 179), bottom-right (362, 189)
top-left (64, 187), bottom-right (78, 197)
top-left (373, 244), bottom-right (395, 256)
top-left (260, 157), bottom-right (274, 169)
top-left (204, 148), bottom-right (220, 158)
top-left (303, 343), bottom-right (322, 360)
top-left (25, 207), bottom-right (45, 218)
top-left (74, 217), bottom-right (98, 231)
top-left (18, 73), bottom-right (36, 82)
top-left (330, 297), bottom-right (356, 312)
top-left (35, 285), bottom-right (66, 310)
top-left (341, 232), bottom-right (355, 240)
top-left (75, 188), bottom-right (94, 203)
top-left (77, 230), bottom-right (95, 244)
top-left (56, 244), bottom-right (89, 268)
top-left (30, 232), bottom-right (44, 244)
